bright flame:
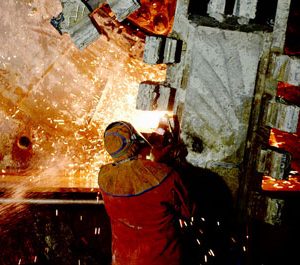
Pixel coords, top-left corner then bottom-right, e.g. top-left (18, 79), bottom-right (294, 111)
top-left (262, 175), bottom-right (300, 191)
top-left (269, 130), bottom-right (281, 148)
top-left (132, 111), bottom-right (169, 132)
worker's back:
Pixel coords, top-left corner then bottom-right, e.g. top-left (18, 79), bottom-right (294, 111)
top-left (99, 158), bottom-right (192, 265)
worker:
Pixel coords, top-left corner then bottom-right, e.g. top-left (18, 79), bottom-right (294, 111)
top-left (98, 121), bottom-right (195, 265)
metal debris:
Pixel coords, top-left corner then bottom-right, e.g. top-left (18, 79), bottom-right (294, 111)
top-left (107, 0), bottom-right (140, 22)
top-left (51, 0), bottom-right (100, 50)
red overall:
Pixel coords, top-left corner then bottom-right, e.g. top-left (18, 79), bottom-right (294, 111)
top-left (98, 158), bottom-right (192, 265)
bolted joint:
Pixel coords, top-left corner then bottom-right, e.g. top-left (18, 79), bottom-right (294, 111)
top-left (248, 192), bottom-right (285, 226)
top-left (143, 36), bottom-right (183, 65)
top-left (136, 82), bottom-right (176, 111)
top-left (263, 99), bottom-right (300, 133)
top-left (256, 147), bottom-right (291, 180)
top-left (273, 55), bottom-right (300, 86)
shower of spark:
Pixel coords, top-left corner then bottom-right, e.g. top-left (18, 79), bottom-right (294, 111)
top-left (0, 0), bottom-right (168, 212)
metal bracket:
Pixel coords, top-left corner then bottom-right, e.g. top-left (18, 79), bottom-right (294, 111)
top-left (107, 0), bottom-right (140, 22)
top-left (248, 191), bottom-right (285, 225)
top-left (143, 36), bottom-right (183, 65)
top-left (263, 99), bottom-right (300, 133)
top-left (256, 147), bottom-right (291, 180)
top-left (136, 82), bottom-right (176, 111)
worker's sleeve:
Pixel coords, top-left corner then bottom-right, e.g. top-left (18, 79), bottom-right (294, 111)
top-left (170, 171), bottom-right (196, 221)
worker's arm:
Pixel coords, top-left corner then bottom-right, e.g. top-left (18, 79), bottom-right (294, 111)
top-left (170, 171), bottom-right (196, 221)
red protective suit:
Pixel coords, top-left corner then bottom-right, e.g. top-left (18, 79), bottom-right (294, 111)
top-left (98, 158), bottom-right (193, 265)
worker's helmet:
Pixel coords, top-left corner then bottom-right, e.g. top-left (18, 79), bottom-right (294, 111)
top-left (103, 121), bottom-right (150, 161)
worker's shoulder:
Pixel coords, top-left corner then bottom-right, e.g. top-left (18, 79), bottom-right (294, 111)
top-left (98, 162), bottom-right (114, 174)
top-left (98, 159), bottom-right (175, 196)
top-left (134, 159), bottom-right (178, 176)
top-left (99, 159), bottom-right (172, 174)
